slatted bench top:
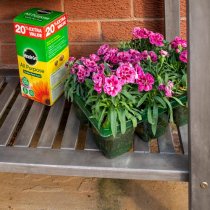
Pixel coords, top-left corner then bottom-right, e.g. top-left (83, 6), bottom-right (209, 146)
top-left (0, 75), bottom-right (189, 181)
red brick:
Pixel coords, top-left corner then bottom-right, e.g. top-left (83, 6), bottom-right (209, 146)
top-left (180, 20), bottom-right (187, 40)
top-left (180, 0), bottom-right (186, 17)
top-left (101, 21), bottom-right (164, 42)
top-left (0, 22), bottom-right (15, 43)
top-left (134, 0), bottom-right (164, 18)
top-left (1, 44), bottom-right (17, 64)
top-left (70, 44), bottom-right (101, 58)
top-left (68, 22), bottom-right (100, 42)
top-left (0, 0), bottom-right (62, 21)
top-left (64, 0), bottom-right (131, 19)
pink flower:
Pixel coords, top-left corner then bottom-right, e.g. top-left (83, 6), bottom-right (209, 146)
top-left (135, 64), bottom-right (144, 78)
top-left (158, 81), bottom-right (174, 97)
top-left (104, 75), bottom-right (122, 97)
top-left (116, 63), bottom-right (136, 85)
top-left (132, 27), bottom-right (150, 39)
top-left (128, 49), bottom-right (141, 63)
top-left (97, 63), bottom-right (105, 74)
top-left (137, 73), bottom-right (154, 92)
top-left (165, 86), bottom-right (173, 97)
top-left (149, 51), bottom-right (158, 62)
top-left (149, 32), bottom-right (164, 47)
top-left (68, 57), bottom-right (76, 63)
top-left (141, 50), bottom-right (149, 60)
top-left (83, 58), bottom-right (98, 73)
top-left (89, 54), bottom-right (100, 62)
top-left (117, 51), bottom-right (131, 63)
top-left (104, 48), bottom-right (119, 64)
top-left (92, 73), bottom-right (105, 94)
top-left (171, 36), bottom-right (187, 49)
top-left (158, 84), bottom-right (165, 91)
top-left (97, 44), bottom-right (110, 56)
top-left (77, 65), bottom-right (87, 83)
top-left (160, 50), bottom-right (169, 57)
top-left (179, 50), bottom-right (187, 63)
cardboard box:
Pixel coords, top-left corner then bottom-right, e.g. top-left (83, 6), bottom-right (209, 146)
top-left (14, 8), bottom-right (69, 105)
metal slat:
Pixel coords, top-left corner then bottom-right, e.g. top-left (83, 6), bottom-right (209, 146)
top-left (178, 124), bottom-right (188, 155)
top-left (134, 134), bottom-right (149, 153)
top-left (14, 102), bottom-right (45, 147)
top-left (0, 78), bottom-right (19, 118)
top-left (61, 104), bottom-right (80, 150)
top-left (84, 128), bottom-right (99, 151)
top-left (0, 94), bottom-right (28, 146)
top-left (0, 77), bottom-right (5, 88)
top-left (37, 96), bottom-right (65, 148)
top-left (158, 125), bottom-right (175, 154)
top-left (0, 147), bottom-right (189, 181)
top-left (164, 0), bottom-right (180, 41)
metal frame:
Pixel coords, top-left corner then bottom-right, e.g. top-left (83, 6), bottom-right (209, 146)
top-left (0, 0), bottom-right (209, 209)
top-left (188, 0), bottom-right (210, 209)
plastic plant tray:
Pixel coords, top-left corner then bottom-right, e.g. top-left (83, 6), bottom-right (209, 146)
top-left (73, 94), bottom-right (187, 138)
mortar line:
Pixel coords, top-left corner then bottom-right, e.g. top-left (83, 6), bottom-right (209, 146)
top-left (61, 0), bottom-right (65, 12)
top-left (98, 21), bottom-right (103, 41)
top-left (130, 0), bottom-right (134, 18)
top-left (0, 42), bottom-right (16, 45)
top-left (67, 18), bottom-right (164, 23)
top-left (180, 17), bottom-right (186, 21)
top-left (68, 41), bottom-right (119, 45)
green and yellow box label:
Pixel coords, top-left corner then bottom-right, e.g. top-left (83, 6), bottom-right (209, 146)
top-left (14, 8), bottom-right (69, 105)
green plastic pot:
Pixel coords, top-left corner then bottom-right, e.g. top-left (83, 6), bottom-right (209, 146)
top-left (135, 113), bottom-right (169, 142)
top-left (92, 127), bottom-right (135, 158)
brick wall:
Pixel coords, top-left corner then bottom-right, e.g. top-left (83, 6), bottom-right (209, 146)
top-left (0, 0), bottom-right (186, 66)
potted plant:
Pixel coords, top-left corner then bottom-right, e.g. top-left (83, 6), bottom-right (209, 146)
top-left (64, 47), bottom-right (144, 158)
top-left (120, 27), bottom-right (188, 140)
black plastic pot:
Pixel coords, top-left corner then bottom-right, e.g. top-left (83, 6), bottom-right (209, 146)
top-left (174, 105), bottom-right (188, 126)
top-left (135, 113), bottom-right (169, 142)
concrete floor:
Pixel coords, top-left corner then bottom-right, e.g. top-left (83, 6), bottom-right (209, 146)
top-left (0, 173), bottom-right (188, 210)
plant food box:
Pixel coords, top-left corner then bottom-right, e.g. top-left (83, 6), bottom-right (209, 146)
top-left (14, 8), bottom-right (69, 105)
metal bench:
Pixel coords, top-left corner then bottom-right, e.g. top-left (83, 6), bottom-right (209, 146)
top-left (0, 0), bottom-right (209, 209)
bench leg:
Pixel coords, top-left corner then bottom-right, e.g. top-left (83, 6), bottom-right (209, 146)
top-left (188, 0), bottom-right (210, 209)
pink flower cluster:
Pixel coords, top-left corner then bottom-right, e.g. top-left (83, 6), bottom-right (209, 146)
top-left (98, 44), bottom-right (143, 65)
top-left (179, 50), bottom-right (187, 63)
top-left (171, 36), bottom-right (188, 63)
top-left (104, 75), bottom-right (122, 97)
top-left (158, 81), bottom-right (174, 97)
top-left (140, 50), bottom-right (158, 62)
top-left (132, 27), bottom-right (164, 47)
top-left (171, 36), bottom-right (187, 49)
top-left (137, 73), bottom-right (154, 92)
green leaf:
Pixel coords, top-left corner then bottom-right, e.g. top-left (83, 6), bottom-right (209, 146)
top-left (154, 96), bottom-right (166, 108)
top-left (98, 108), bottom-right (106, 128)
top-left (110, 107), bottom-right (117, 137)
top-left (147, 106), bottom-right (154, 125)
top-left (125, 109), bottom-right (132, 120)
top-left (104, 62), bottom-right (111, 74)
top-left (151, 103), bottom-right (158, 135)
top-left (117, 109), bottom-right (126, 134)
top-left (172, 96), bottom-right (184, 106)
top-left (163, 97), bottom-right (173, 122)
top-left (130, 116), bottom-right (137, 128)
top-left (121, 89), bottom-right (136, 104)
top-left (137, 93), bottom-right (148, 107)
top-left (135, 111), bottom-right (142, 121)
top-left (86, 96), bottom-right (98, 105)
